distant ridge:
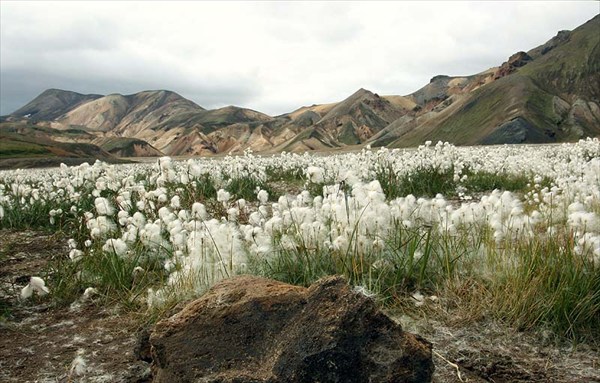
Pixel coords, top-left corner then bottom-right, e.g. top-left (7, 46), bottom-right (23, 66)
top-left (2, 15), bottom-right (598, 159)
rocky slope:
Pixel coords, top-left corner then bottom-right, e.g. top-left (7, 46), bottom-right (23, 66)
top-left (3, 15), bottom-right (598, 157)
top-left (373, 14), bottom-right (600, 147)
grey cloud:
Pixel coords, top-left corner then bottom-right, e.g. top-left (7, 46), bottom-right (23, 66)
top-left (262, 2), bottom-right (362, 45)
top-left (7, 20), bottom-right (119, 53)
top-left (1, 9), bottom-right (122, 56)
top-left (1, 1), bottom-right (598, 117)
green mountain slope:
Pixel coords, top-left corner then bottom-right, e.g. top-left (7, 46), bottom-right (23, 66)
top-left (0, 122), bottom-right (126, 169)
top-left (383, 14), bottom-right (600, 147)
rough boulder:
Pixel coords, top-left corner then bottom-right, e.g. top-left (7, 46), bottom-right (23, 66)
top-left (149, 275), bottom-right (434, 383)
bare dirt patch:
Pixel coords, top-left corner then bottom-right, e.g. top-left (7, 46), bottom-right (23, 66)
top-left (0, 230), bottom-right (150, 383)
top-left (1, 229), bottom-right (598, 382)
top-left (397, 310), bottom-right (600, 382)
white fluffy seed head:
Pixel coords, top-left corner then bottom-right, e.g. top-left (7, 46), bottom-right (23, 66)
top-left (82, 287), bottom-right (98, 300)
top-left (257, 189), bottom-right (269, 204)
top-left (69, 249), bottom-right (84, 262)
top-left (191, 202), bottom-right (208, 220)
top-left (94, 197), bottom-right (115, 216)
top-left (217, 189), bottom-right (231, 203)
top-left (20, 284), bottom-right (33, 300)
top-left (70, 355), bottom-right (87, 376)
top-left (30, 276), bottom-right (49, 295)
top-left (21, 276), bottom-right (49, 299)
top-left (102, 238), bottom-right (128, 256)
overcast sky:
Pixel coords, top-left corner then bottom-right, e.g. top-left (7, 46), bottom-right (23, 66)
top-left (1, 1), bottom-right (598, 116)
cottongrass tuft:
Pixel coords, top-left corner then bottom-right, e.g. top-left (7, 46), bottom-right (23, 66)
top-left (69, 350), bottom-right (87, 377)
top-left (354, 285), bottom-right (377, 299)
top-left (20, 276), bottom-right (50, 300)
top-left (82, 287), bottom-right (99, 301)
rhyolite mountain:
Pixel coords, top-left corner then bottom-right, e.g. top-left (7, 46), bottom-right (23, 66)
top-left (10, 88), bottom-right (104, 121)
top-left (2, 15), bottom-right (598, 158)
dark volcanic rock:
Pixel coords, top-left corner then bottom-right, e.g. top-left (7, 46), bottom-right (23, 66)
top-left (494, 51), bottom-right (533, 80)
top-left (481, 117), bottom-right (551, 145)
top-left (528, 30), bottom-right (571, 59)
top-left (149, 275), bottom-right (434, 383)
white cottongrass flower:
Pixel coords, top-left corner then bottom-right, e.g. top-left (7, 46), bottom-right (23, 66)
top-left (117, 210), bottom-right (129, 226)
top-left (67, 238), bottom-right (77, 249)
top-left (132, 266), bottom-right (145, 277)
top-left (191, 202), bottom-right (208, 220)
top-left (306, 166), bottom-right (324, 183)
top-left (49, 208), bottom-right (63, 216)
top-left (171, 195), bottom-right (181, 209)
top-left (69, 249), bottom-right (84, 262)
top-left (332, 235), bottom-right (349, 251)
top-left (82, 287), bottom-right (99, 301)
top-left (227, 207), bottom-right (240, 222)
top-left (132, 212), bottom-right (147, 228)
top-left (140, 221), bottom-right (164, 248)
top-left (20, 276), bottom-right (50, 299)
top-left (87, 216), bottom-right (117, 238)
top-left (257, 189), bottom-right (269, 204)
top-left (102, 238), bottom-right (128, 256)
top-left (69, 351), bottom-right (87, 377)
top-left (411, 291), bottom-right (425, 307)
top-left (94, 197), bottom-right (115, 216)
top-left (217, 189), bottom-right (231, 204)
top-left (236, 199), bottom-right (247, 209)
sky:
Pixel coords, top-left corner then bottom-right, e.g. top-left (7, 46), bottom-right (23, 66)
top-left (1, 1), bottom-right (598, 116)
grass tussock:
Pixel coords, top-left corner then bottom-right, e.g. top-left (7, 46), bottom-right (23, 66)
top-left (489, 232), bottom-right (600, 340)
top-left (375, 163), bottom-right (547, 201)
top-left (48, 243), bottom-right (168, 309)
top-left (226, 176), bottom-right (272, 201)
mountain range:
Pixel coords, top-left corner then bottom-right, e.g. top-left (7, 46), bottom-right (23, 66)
top-left (1, 15), bottom-right (598, 162)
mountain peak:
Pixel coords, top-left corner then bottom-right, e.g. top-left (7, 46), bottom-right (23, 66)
top-left (429, 75), bottom-right (450, 84)
top-left (351, 88), bottom-right (374, 97)
top-left (11, 89), bottom-right (103, 121)
top-left (127, 90), bottom-right (205, 111)
top-left (36, 88), bottom-right (104, 101)
top-left (132, 89), bottom-right (180, 97)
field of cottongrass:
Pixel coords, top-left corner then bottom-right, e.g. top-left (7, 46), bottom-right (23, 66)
top-left (1, 139), bottom-right (599, 342)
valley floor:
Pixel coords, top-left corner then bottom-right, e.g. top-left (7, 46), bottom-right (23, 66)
top-left (1, 230), bottom-right (598, 383)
